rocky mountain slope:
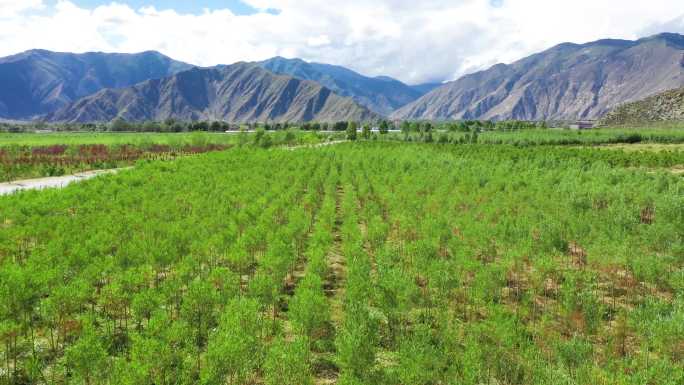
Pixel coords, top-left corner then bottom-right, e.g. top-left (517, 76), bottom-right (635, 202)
top-left (46, 63), bottom-right (377, 123)
top-left (598, 86), bottom-right (684, 126)
top-left (0, 50), bottom-right (192, 119)
top-left (258, 57), bottom-right (438, 115)
top-left (393, 33), bottom-right (684, 121)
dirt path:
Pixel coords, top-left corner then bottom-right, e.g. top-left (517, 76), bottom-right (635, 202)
top-left (287, 140), bottom-right (347, 151)
top-left (0, 168), bottom-right (131, 196)
top-left (327, 185), bottom-right (347, 325)
top-left (315, 184), bottom-right (346, 385)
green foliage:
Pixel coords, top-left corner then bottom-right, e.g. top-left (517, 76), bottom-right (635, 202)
top-left (289, 274), bottom-right (330, 339)
top-left (346, 121), bottom-right (358, 141)
top-left (203, 298), bottom-right (265, 385)
top-left (110, 118), bottom-right (132, 132)
top-left (181, 278), bottom-right (218, 350)
top-left (335, 304), bottom-right (379, 381)
top-left (361, 123), bottom-right (371, 139)
top-left (263, 336), bottom-right (313, 385)
top-left (0, 139), bottom-right (682, 385)
top-left (397, 324), bottom-right (449, 385)
top-left (379, 120), bottom-right (390, 134)
top-left (63, 326), bottom-right (108, 385)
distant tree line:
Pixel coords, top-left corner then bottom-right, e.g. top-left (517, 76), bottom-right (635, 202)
top-left (397, 120), bottom-right (547, 133)
top-left (1, 118), bottom-right (548, 133)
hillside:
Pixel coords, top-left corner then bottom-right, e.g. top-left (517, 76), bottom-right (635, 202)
top-left (46, 63), bottom-right (377, 123)
top-left (598, 86), bottom-right (684, 126)
top-left (258, 57), bottom-right (437, 115)
top-left (393, 33), bottom-right (684, 121)
top-left (0, 50), bottom-right (192, 119)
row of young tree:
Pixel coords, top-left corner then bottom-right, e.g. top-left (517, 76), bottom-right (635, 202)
top-left (0, 147), bottom-right (332, 384)
top-left (0, 142), bottom-right (682, 384)
top-left (327, 143), bottom-right (683, 384)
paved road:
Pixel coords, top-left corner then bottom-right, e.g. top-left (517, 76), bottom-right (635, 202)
top-left (0, 169), bottom-right (128, 196)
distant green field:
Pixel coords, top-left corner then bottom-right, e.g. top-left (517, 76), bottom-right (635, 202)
top-left (3, 126), bottom-right (683, 147)
top-left (384, 127), bottom-right (684, 146)
top-left (0, 132), bottom-right (237, 147)
top-left (602, 121), bottom-right (684, 130)
top-left (0, 130), bottom-right (337, 147)
top-left (477, 128), bottom-right (684, 145)
top-left (0, 130), bottom-right (335, 181)
top-left (593, 143), bottom-right (684, 152)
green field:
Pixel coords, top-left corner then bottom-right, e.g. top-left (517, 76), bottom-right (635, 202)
top-left (0, 132), bottom-right (237, 147)
top-left (388, 127), bottom-right (684, 146)
top-left (591, 143), bottom-right (684, 152)
top-left (3, 126), bottom-right (683, 148)
top-left (0, 133), bottom-right (683, 385)
top-left (478, 127), bottom-right (684, 145)
top-left (0, 131), bottom-right (334, 182)
top-left (0, 131), bottom-right (335, 147)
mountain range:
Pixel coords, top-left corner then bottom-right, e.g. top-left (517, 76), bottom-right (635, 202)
top-left (46, 63), bottom-right (376, 123)
top-left (2, 32), bottom-right (684, 123)
top-left (257, 57), bottom-right (438, 115)
top-left (0, 50), bottom-right (192, 120)
top-left (393, 33), bottom-right (684, 121)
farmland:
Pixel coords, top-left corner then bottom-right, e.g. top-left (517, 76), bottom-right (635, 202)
top-left (0, 132), bottom-right (237, 147)
top-left (387, 127), bottom-right (684, 146)
top-left (0, 131), bottom-right (331, 182)
top-left (0, 134), bottom-right (683, 385)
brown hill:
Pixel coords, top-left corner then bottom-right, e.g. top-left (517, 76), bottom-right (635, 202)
top-left (46, 63), bottom-right (377, 123)
top-left (0, 50), bottom-right (192, 119)
top-left (393, 33), bottom-right (684, 121)
top-left (258, 57), bottom-right (437, 115)
top-left (598, 87), bottom-right (684, 126)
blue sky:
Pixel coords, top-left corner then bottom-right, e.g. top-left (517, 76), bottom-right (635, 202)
top-left (57, 0), bottom-right (265, 15)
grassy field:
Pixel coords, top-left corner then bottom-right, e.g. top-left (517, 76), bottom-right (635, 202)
top-left (388, 127), bottom-right (684, 145)
top-left (3, 127), bottom-right (683, 148)
top-left (0, 130), bottom-right (334, 182)
top-left (0, 136), bottom-right (682, 385)
top-left (0, 130), bottom-right (338, 147)
top-left (0, 132), bottom-right (239, 147)
top-left (592, 143), bottom-right (684, 152)
top-left (478, 128), bottom-right (684, 145)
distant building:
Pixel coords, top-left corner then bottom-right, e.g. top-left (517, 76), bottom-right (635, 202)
top-left (569, 120), bottom-right (595, 130)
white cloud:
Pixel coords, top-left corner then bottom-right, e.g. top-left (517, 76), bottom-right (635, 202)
top-left (307, 34), bottom-right (331, 47)
top-left (0, 0), bottom-right (43, 18)
top-left (1, 0), bottom-right (683, 84)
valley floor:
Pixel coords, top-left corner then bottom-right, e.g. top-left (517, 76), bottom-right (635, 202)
top-left (0, 131), bottom-right (682, 385)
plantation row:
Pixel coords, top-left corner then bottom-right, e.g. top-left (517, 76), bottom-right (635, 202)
top-left (0, 143), bottom-right (682, 384)
top-left (382, 128), bottom-right (684, 146)
top-left (384, 138), bottom-right (684, 169)
top-left (475, 128), bottom-right (684, 145)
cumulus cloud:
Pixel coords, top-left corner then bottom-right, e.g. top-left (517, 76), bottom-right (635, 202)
top-left (1, 0), bottom-right (683, 84)
top-left (307, 34), bottom-right (331, 47)
top-left (0, 0), bottom-right (44, 18)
